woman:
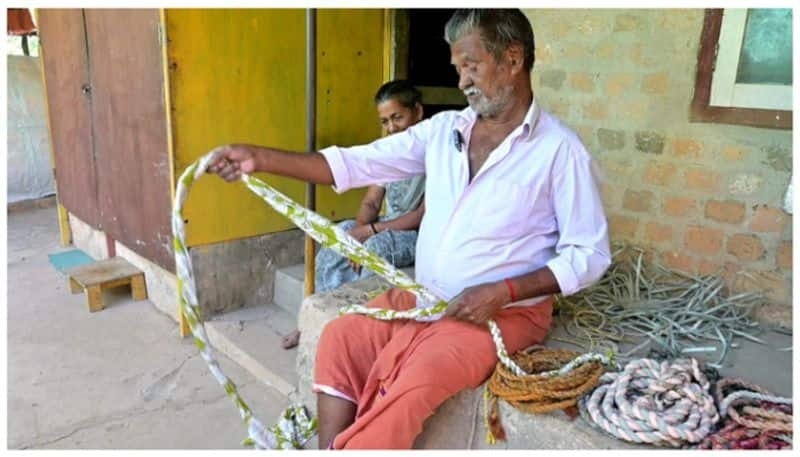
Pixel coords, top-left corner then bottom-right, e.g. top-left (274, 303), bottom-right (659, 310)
top-left (281, 80), bottom-right (426, 349)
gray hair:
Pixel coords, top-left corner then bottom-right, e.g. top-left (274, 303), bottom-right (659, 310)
top-left (444, 9), bottom-right (535, 73)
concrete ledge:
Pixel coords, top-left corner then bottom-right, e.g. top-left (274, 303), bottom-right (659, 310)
top-left (294, 277), bottom-right (643, 449)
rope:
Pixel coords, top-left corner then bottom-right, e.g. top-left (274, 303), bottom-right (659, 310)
top-left (698, 378), bottom-right (792, 449)
top-left (578, 357), bottom-right (718, 447)
top-left (554, 243), bottom-right (766, 368)
top-left (483, 347), bottom-right (614, 443)
top-left (173, 153), bottom-right (600, 447)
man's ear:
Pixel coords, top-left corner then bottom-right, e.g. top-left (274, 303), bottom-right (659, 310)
top-left (506, 43), bottom-right (525, 75)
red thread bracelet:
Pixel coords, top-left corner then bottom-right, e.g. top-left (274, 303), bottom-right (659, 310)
top-left (504, 278), bottom-right (517, 303)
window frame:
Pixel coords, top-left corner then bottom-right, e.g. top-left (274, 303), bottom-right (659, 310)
top-left (691, 9), bottom-right (792, 129)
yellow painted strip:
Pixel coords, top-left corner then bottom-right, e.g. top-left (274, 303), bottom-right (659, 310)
top-left (34, 8), bottom-right (72, 247)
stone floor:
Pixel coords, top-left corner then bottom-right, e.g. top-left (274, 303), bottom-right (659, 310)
top-left (7, 205), bottom-right (289, 449)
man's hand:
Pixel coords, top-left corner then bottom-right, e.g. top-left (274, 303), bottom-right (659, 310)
top-left (347, 224), bottom-right (375, 273)
top-left (445, 281), bottom-right (510, 326)
top-left (206, 144), bottom-right (261, 182)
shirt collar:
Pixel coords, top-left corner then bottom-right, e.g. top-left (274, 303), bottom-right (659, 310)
top-left (454, 95), bottom-right (541, 141)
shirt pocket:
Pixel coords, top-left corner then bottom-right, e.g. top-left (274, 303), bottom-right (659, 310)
top-left (469, 180), bottom-right (535, 237)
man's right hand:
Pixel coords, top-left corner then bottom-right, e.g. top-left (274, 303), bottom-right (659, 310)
top-left (206, 144), bottom-right (261, 182)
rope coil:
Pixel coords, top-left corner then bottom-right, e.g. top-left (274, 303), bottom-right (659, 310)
top-left (698, 378), bottom-right (792, 449)
top-left (579, 357), bottom-right (718, 447)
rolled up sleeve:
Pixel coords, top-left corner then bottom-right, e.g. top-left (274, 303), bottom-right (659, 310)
top-left (545, 143), bottom-right (611, 296)
top-left (319, 118), bottom-right (431, 194)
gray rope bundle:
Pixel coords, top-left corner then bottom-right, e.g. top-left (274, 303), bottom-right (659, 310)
top-left (579, 357), bottom-right (719, 447)
top-left (554, 243), bottom-right (765, 367)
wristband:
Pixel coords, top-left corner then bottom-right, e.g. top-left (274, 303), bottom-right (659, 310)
top-left (504, 278), bottom-right (517, 303)
top-left (370, 222), bottom-right (378, 234)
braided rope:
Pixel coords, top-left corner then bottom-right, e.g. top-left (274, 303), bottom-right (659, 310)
top-left (578, 357), bottom-right (719, 447)
top-left (697, 378), bottom-right (793, 449)
top-left (488, 347), bottom-right (611, 414)
top-left (173, 153), bottom-right (584, 447)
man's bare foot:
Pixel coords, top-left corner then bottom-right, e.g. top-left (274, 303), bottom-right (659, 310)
top-left (281, 329), bottom-right (301, 349)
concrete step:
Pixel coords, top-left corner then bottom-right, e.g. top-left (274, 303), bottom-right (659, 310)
top-left (274, 263), bottom-right (417, 318)
top-left (273, 264), bottom-right (305, 317)
top-left (205, 304), bottom-right (299, 397)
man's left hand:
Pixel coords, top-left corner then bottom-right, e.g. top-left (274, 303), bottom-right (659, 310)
top-left (445, 281), bottom-right (509, 326)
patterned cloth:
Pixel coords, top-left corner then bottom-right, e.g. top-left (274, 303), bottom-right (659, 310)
top-left (315, 178), bottom-right (423, 292)
top-left (315, 218), bottom-right (418, 292)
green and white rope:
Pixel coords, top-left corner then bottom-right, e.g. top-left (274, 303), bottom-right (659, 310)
top-left (173, 152), bottom-right (600, 447)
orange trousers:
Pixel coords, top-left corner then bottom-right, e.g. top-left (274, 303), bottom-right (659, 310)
top-left (313, 288), bottom-right (553, 449)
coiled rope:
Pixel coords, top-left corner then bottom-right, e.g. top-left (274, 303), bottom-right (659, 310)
top-left (173, 153), bottom-right (612, 448)
top-left (483, 346), bottom-right (613, 444)
top-left (698, 378), bottom-right (792, 449)
top-left (579, 357), bottom-right (719, 447)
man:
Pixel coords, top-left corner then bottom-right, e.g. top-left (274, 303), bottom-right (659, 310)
top-left (207, 9), bottom-right (610, 449)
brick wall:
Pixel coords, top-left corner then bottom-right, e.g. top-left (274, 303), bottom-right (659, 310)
top-left (525, 9), bottom-right (792, 319)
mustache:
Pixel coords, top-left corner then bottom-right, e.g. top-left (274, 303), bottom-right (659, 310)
top-left (463, 87), bottom-right (481, 97)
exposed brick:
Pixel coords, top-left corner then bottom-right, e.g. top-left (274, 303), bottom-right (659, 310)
top-left (663, 196), bottom-right (696, 217)
top-left (604, 160), bottom-right (635, 179)
top-left (564, 45), bottom-right (589, 60)
top-left (685, 225), bottom-right (724, 255)
top-left (597, 129), bottom-right (625, 151)
top-left (623, 189), bottom-right (654, 212)
top-left (574, 126), bottom-right (593, 145)
top-left (605, 74), bottom-right (635, 96)
top-left (635, 131), bottom-right (665, 154)
top-left (662, 251), bottom-right (694, 273)
top-left (537, 44), bottom-right (553, 64)
top-left (595, 41), bottom-right (615, 59)
top-left (777, 241), bottom-right (792, 270)
top-left (602, 183), bottom-right (624, 208)
top-left (614, 13), bottom-right (643, 32)
top-left (630, 43), bottom-right (658, 66)
top-left (644, 162), bottom-right (678, 186)
top-left (540, 69), bottom-right (566, 90)
top-left (642, 72), bottom-right (670, 94)
top-left (721, 145), bottom-right (746, 161)
top-left (749, 205), bottom-right (790, 233)
top-left (547, 100), bottom-right (570, 118)
top-left (697, 260), bottom-right (722, 276)
top-left (609, 214), bottom-right (639, 239)
top-left (705, 200), bottom-right (746, 224)
top-left (645, 222), bottom-right (672, 243)
top-left (570, 72), bottom-right (595, 92)
top-left (733, 271), bottom-right (790, 305)
top-left (672, 138), bottom-right (703, 159)
top-left (577, 16), bottom-right (607, 36)
top-left (685, 168), bottom-right (719, 192)
top-left (583, 100), bottom-right (608, 120)
top-left (727, 234), bottom-right (766, 261)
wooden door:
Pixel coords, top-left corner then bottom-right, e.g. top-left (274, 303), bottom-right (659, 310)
top-left (83, 9), bottom-right (174, 271)
top-left (38, 9), bottom-right (101, 228)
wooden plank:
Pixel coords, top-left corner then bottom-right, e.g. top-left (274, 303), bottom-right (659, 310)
top-left (86, 285), bottom-right (104, 312)
top-left (84, 9), bottom-right (175, 271)
top-left (37, 9), bottom-right (101, 228)
top-left (130, 274), bottom-right (148, 301)
top-left (66, 257), bottom-right (142, 288)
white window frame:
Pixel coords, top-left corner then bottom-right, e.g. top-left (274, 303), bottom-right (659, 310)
top-left (709, 8), bottom-right (792, 111)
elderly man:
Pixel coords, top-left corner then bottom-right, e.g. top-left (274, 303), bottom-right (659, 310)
top-left (207, 9), bottom-right (610, 449)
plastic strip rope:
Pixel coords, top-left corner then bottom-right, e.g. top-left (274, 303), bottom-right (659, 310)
top-left (174, 153), bottom-right (599, 447)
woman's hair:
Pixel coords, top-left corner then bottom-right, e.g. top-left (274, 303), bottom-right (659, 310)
top-left (374, 79), bottom-right (423, 109)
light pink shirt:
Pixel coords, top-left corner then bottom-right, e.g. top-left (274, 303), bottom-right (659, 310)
top-left (321, 98), bottom-right (611, 309)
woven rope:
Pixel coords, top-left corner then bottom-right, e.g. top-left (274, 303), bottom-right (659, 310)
top-left (173, 153), bottom-right (601, 447)
top-left (697, 378), bottom-right (793, 449)
top-left (578, 357), bottom-right (718, 447)
top-left (488, 347), bottom-right (608, 414)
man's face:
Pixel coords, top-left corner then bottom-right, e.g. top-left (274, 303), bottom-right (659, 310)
top-left (450, 31), bottom-right (513, 118)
